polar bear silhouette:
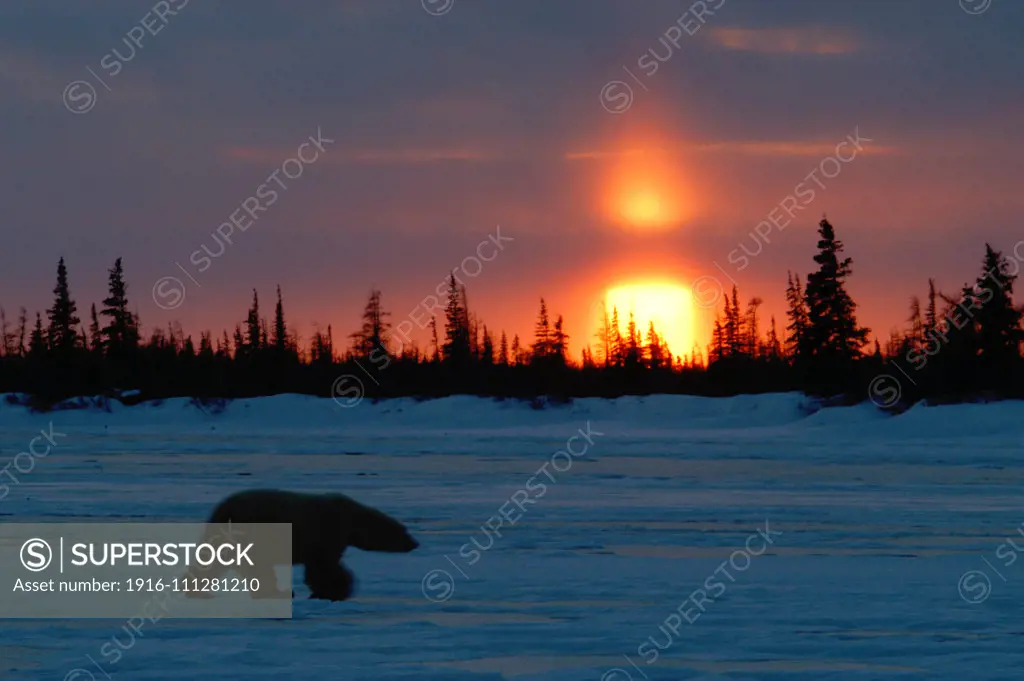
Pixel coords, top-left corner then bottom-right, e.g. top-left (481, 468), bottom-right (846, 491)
top-left (203, 489), bottom-right (418, 601)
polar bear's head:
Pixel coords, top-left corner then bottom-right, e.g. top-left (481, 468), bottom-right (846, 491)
top-left (334, 497), bottom-right (419, 553)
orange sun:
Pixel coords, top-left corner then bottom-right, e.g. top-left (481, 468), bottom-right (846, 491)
top-left (592, 282), bottom-right (696, 361)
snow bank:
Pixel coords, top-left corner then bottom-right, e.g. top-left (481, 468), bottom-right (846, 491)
top-left (1, 391), bottom-right (1022, 440)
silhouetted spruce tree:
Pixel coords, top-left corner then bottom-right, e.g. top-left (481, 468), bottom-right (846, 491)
top-left (350, 288), bottom-right (390, 358)
top-left (46, 257), bottom-right (80, 356)
top-left (511, 334), bottom-right (521, 366)
top-left (169, 321), bottom-right (184, 351)
top-left (594, 305), bottom-right (612, 368)
top-left (481, 325), bottom-right (495, 365)
top-left (974, 244), bottom-right (1022, 371)
top-left (907, 295), bottom-right (924, 351)
top-left (784, 272), bottom-right (809, 361)
top-left (801, 218), bottom-right (869, 387)
top-left (428, 316), bottom-right (440, 363)
top-left (199, 332), bottom-right (214, 358)
top-left (469, 312), bottom-right (480, 362)
top-left (28, 313), bottom-right (46, 358)
top-left (766, 316), bottom-right (782, 360)
top-left (724, 286), bottom-right (747, 358)
top-left (609, 307), bottom-right (624, 367)
top-left (499, 331), bottom-right (509, 365)
top-left (925, 278), bottom-right (938, 337)
top-left (746, 297), bottom-right (763, 357)
top-left (884, 328), bottom-right (902, 358)
top-left (733, 290), bottom-right (746, 356)
top-left (714, 287), bottom-right (745, 360)
top-left (721, 293), bottom-right (735, 357)
top-left (646, 321), bottom-right (664, 369)
top-left (532, 298), bottom-right (551, 361)
top-left (711, 319), bottom-right (725, 363)
top-left (0, 309), bottom-right (7, 357)
top-left (100, 258), bottom-right (138, 358)
top-left (287, 326), bottom-right (302, 358)
top-left (88, 304), bottom-right (102, 354)
top-left (0, 308), bottom-right (12, 357)
top-left (624, 311), bottom-right (641, 368)
top-left (932, 284), bottom-right (983, 392)
top-left (233, 324), bottom-right (245, 359)
top-left (309, 325), bottom-right (333, 365)
top-left (551, 315), bottom-right (569, 366)
top-left (218, 330), bottom-right (232, 359)
top-left (272, 285), bottom-right (289, 353)
top-left (16, 307), bottom-right (27, 357)
top-left (243, 290), bottom-right (261, 356)
top-left (460, 284), bottom-right (473, 359)
top-left (442, 272), bottom-right (471, 368)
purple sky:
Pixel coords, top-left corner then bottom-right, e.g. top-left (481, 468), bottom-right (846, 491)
top-left (2, 0), bottom-right (1022, 358)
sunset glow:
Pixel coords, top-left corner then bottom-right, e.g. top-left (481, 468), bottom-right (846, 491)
top-left (601, 142), bottom-right (693, 230)
top-left (595, 282), bottom-right (696, 361)
top-left (621, 190), bottom-right (669, 226)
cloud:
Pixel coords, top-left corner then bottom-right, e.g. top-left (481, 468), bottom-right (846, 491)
top-left (225, 146), bottom-right (496, 165)
top-left (688, 140), bottom-right (899, 157)
top-left (565, 140), bottom-right (899, 161)
top-left (563, 148), bottom-right (669, 161)
top-left (709, 26), bottom-right (860, 55)
top-left (229, 137), bottom-right (898, 167)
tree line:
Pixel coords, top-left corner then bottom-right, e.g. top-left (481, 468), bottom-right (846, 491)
top-left (1, 218), bottom-right (1021, 410)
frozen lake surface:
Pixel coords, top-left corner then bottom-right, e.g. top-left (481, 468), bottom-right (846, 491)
top-left (1, 392), bottom-right (1022, 680)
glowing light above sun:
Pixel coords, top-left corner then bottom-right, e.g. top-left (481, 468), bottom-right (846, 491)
top-left (599, 139), bottom-right (695, 231)
top-left (593, 282), bottom-right (696, 361)
top-left (621, 190), bottom-right (668, 226)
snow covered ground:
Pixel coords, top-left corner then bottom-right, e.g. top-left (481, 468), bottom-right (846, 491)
top-left (1, 392), bottom-right (1023, 680)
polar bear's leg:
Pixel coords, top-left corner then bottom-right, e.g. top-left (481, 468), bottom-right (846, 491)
top-left (304, 560), bottom-right (354, 601)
